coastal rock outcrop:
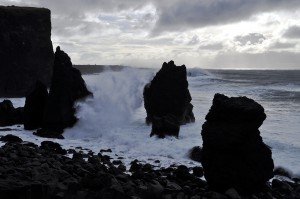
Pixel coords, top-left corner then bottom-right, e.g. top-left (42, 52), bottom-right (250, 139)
top-left (143, 61), bottom-right (195, 138)
top-left (0, 100), bottom-right (23, 126)
top-left (0, 140), bottom-right (297, 199)
top-left (23, 81), bottom-right (48, 130)
top-left (0, 6), bottom-right (54, 97)
top-left (201, 93), bottom-right (274, 193)
top-left (35, 47), bottom-right (92, 138)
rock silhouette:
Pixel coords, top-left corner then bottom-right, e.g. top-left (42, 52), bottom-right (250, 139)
top-left (0, 100), bottom-right (23, 126)
top-left (0, 140), bottom-right (298, 199)
top-left (201, 93), bottom-right (274, 193)
top-left (143, 61), bottom-right (195, 138)
top-left (23, 81), bottom-right (48, 130)
top-left (35, 47), bottom-right (92, 138)
top-left (0, 6), bottom-right (53, 97)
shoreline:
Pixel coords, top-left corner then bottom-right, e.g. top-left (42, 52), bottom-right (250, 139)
top-left (0, 135), bottom-right (299, 199)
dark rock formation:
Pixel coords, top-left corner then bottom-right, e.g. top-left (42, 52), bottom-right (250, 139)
top-left (0, 140), bottom-right (298, 199)
top-left (201, 93), bottom-right (274, 194)
top-left (189, 146), bottom-right (202, 163)
top-left (0, 6), bottom-right (54, 97)
top-left (40, 141), bottom-right (67, 155)
top-left (0, 100), bottom-right (23, 126)
top-left (143, 61), bottom-right (195, 138)
top-left (0, 134), bottom-right (23, 143)
top-left (35, 47), bottom-right (92, 138)
top-left (23, 81), bottom-right (48, 130)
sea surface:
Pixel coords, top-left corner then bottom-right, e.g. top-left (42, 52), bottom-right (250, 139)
top-left (1, 67), bottom-right (300, 174)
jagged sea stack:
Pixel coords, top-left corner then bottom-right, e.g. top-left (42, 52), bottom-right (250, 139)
top-left (23, 81), bottom-right (48, 130)
top-left (143, 61), bottom-right (195, 138)
top-left (34, 47), bottom-right (92, 138)
top-left (201, 93), bottom-right (274, 193)
top-left (0, 6), bottom-right (54, 97)
top-left (0, 100), bottom-right (23, 126)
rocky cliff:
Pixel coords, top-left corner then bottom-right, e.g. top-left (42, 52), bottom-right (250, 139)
top-left (0, 6), bottom-right (54, 97)
top-left (144, 61), bottom-right (195, 138)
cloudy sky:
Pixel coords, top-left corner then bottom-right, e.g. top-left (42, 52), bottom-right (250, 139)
top-left (2, 0), bottom-right (300, 69)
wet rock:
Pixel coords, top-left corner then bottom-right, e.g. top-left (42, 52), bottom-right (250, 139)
top-left (0, 140), bottom-right (289, 198)
top-left (0, 6), bottom-right (53, 97)
top-left (192, 167), bottom-right (204, 178)
top-left (33, 130), bottom-right (64, 139)
top-left (0, 134), bottom-right (22, 143)
top-left (272, 179), bottom-right (293, 195)
top-left (206, 191), bottom-right (227, 199)
top-left (225, 188), bottom-right (241, 199)
top-left (146, 180), bottom-right (164, 198)
top-left (274, 167), bottom-right (292, 179)
top-left (36, 47), bottom-right (92, 138)
top-left (130, 161), bottom-right (143, 172)
top-left (118, 164), bottom-right (126, 172)
top-left (201, 94), bottom-right (274, 193)
top-left (0, 100), bottom-right (24, 126)
top-left (40, 141), bottom-right (67, 155)
top-left (23, 81), bottom-right (48, 130)
top-left (189, 146), bottom-right (202, 162)
top-left (175, 165), bottom-right (190, 180)
top-left (113, 160), bottom-right (123, 165)
top-left (142, 163), bottom-right (153, 172)
top-left (100, 148), bottom-right (112, 153)
top-left (143, 61), bottom-right (195, 138)
top-left (165, 181), bottom-right (182, 192)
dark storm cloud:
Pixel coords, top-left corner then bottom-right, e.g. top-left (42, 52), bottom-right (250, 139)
top-left (152, 0), bottom-right (300, 33)
top-left (235, 33), bottom-right (266, 46)
top-left (283, 26), bottom-right (300, 38)
top-left (3, 0), bottom-right (300, 35)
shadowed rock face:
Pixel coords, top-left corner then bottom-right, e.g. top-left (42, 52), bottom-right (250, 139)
top-left (143, 61), bottom-right (195, 138)
top-left (0, 6), bottom-right (54, 97)
top-left (0, 100), bottom-right (23, 126)
top-left (34, 47), bottom-right (92, 138)
top-left (201, 93), bottom-right (274, 194)
top-left (23, 81), bottom-right (48, 130)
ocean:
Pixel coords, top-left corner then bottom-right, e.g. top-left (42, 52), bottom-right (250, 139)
top-left (1, 67), bottom-right (299, 175)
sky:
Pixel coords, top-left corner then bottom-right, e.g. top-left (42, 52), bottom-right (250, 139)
top-left (2, 0), bottom-right (300, 69)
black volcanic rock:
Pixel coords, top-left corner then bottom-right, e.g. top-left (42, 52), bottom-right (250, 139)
top-left (24, 81), bottom-right (48, 130)
top-left (35, 47), bottom-right (92, 138)
top-left (40, 141), bottom-right (67, 155)
top-left (0, 100), bottom-right (23, 126)
top-left (0, 141), bottom-right (297, 199)
top-left (189, 146), bottom-right (202, 163)
top-left (0, 134), bottom-right (22, 143)
top-left (143, 61), bottom-right (195, 138)
top-left (0, 6), bottom-right (54, 97)
top-left (201, 93), bottom-right (274, 194)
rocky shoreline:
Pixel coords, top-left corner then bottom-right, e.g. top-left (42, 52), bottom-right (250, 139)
top-left (0, 135), bottom-right (299, 199)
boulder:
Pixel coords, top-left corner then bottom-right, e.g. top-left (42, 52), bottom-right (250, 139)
top-left (189, 146), bottom-right (202, 163)
top-left (0, 100), bottom-right (23, 126)
top-left (40, 141), bottom-right (67, 155)
top-left (143, 61), bottom-right (195, 138)
top-left (0, 6), bottom-right (53, 97)
top-left (23, 81), bottom-right (48, 130)
top-left (35, 47), bottom-right (92, 138)
top-left (201, 93), bottom-right (274, 193)
top-left (0, 134), bottom-right (23, 143)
